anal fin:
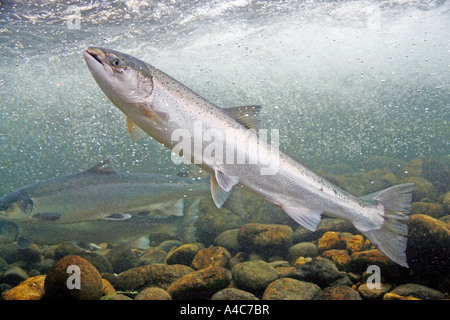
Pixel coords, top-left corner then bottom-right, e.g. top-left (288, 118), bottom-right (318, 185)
top-left (126, 116), bottom-right (147, 141)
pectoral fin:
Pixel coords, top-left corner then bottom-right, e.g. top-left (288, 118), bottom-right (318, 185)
top-left (281, 206), bottom-right (322, 231)
top-left (126, 116), bottom-right (147, 141)
top-left (104, 213), bottom-right (132, 221)
top-left (138, 102), bottom-right (169, 122)
top-left (210, 171), bottom-right (239, 208)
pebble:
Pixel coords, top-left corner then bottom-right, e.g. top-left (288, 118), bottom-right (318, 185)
top-left (138, 248), bottom-right (167, 265)
top-left (237, 223), bottom-right (293, 256)
top-left (211, 288), bottom-right (259, 300)
top-left (2, 275), bottom-right (45, 300)
top-left (262, 278), bottom-right (321, 300)
top-left (357, 283), bottom-right (392, 300)
top-left (52, 243), bottom-right (83, 260)
top-left (317, 231), bottom-right (352, 252)
top-left (214, 229), bottom-right (240, 253)
top-left (314, 286), bottom-right (362, 300)
top-left (116, 263), bottom-right (193, 292)
top-left (191, 246), bottom-right (231, 270)
top-left (321, 249), bottom-right (351, 271)
top-left (158, 240), bottom-right (183, 252)
top-left (165, 243), bottom-right (201, 266)
top-left (105, 245), bottom-right (138, 273)
top-left (135, 287), bottom-right (172, 300)
top-left (346, 235), bottom-right (366, 254)
top-left (406, 214), bottom-right (450, 277)
top-left (288, 257), bottom-right (351, 288)
top-left (167, 266), bottom-right (232, 300)
top-left (17, 244), bottom-right (42, 265)
top-left (350, 249), bottom-right (407, 281)
top-left (232, 260), bottom-right (279, 294)
top-left (77, 252), bottom-right (113, 274)
top-left (3, 266), bottom-right (29, 286)
top-left (390, 283), bottom-right (445, 300)
top-left (43, 255), bottom-right (103, 300)
top-left (288, 242), bottom-right (319, 262)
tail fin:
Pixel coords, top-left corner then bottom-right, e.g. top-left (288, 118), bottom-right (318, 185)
top-left (359, 183), bottom-right (415, 268)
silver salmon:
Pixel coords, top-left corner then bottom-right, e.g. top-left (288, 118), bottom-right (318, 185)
top-left (0, 197), bottom-right (200, 249)
top-left (83, 47), bottom-right (414, 267)
top-left (0, 160), bottom-right (209, 224)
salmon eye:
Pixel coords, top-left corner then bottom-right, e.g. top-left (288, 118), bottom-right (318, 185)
top-left (112, 58), bottom-right (121, 67)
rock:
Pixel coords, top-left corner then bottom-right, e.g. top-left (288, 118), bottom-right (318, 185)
top-left (422, 158), bottom-right (449, 195)
top-left (407, 214), bottom-right (450, 277)
top-left (77, 252), bottom-right (114, 274)
top-left (105, 245), bottom-right (138, 273)
top-left (0, 244), bottom-right (20, 264)
top-left (3, 266), bottom-right (29, 286)
top-left (321, 250), bottom-right (351, 271)
top-left (212, 288), bottom-right (259, 300)
top-left (116, 264), bottom-right (193, 292)
top-left (30, 258), bottom-right (55, 275)
top-left (167, 266), bottom-right (232, 300)
top-left (138, 248), bottom-right (167, 265)
top-left (443, 192), bottom-right (450, 213)
top-left (102, 293), bottom-right (133, 300)
top-left (214, 229), bottom-right (240, 253)
top-left (293, 257), bottom-right (312, 267)
top-left (52, 243), bottom-right (83, 260)
top-left (102, 278), bottom-right (116, 297)
top-left (17, 244), bottom-right (42, 265)
top-left (346, 235), bottom-right (366, 254)
top-left (289, 242), bottom-right (319, 262)
top-left (411, 202), bottom-right (445, 219)
top-left (383, 292), bottom-right (420, 300)
top-left (2, 275), bottom-right (46, 300)
top-left (314, 286), bottom-right (362, 300)
top-left (357, 283), bottom-right (392, 300)
top-left (191, 246), bottom-right (231, 270)
top-left (0, 257), bottom-right (8, 272)
top-left (262, 278), bottom-right (321, 300)
top-left (232, 260), bottom-right (279, 294)
top-left (43, 255), bottom-right (103, 300)
top-left (288, 257), bottom-right (351, 288)
top-left (390, 283), bottom-right (445, 300)
top-left (237, 223), bottom-right (293, 256)
top-left (350, 249), bottom-right (407, 281)
top-left (318, 231), bottom-right (352, 252)
top-left (135, 287), bottom-right (172, 300)
top-left (293, 219), bottom-right (357, 243)
top-left (158, 240), bottom-right (183, 252)
top-left (165, 243), bottom-right (201, 266)
top-left (400, 176), bottom-right (436, 201)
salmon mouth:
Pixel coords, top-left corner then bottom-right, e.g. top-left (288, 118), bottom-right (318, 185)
top-left (84, 47), bottom-right (104, 67)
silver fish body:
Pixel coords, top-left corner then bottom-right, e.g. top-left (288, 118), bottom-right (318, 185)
top-left (1, 197), bottom-right (200, 249)
top-left (0, 160), bottom-right (209, 224)
top-left (84, 47), bottom-right (414, 267)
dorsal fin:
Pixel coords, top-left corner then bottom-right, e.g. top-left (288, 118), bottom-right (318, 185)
top-left (84, 160), bottom-right (117, 174)
top-left (225, 105), bottom-right (261, 131)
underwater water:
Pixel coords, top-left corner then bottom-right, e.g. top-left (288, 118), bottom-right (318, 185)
top-left (0, 0), bottom-right (449, 301)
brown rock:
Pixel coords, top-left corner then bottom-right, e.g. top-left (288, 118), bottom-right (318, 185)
top-left (135, 287), bottom-right (172, 300)
top-left (357, 283), bottom-right (392, 300)
top-left (43, 255), bottom-right (103, 300)
top-left (321, 250), bottom-right (351, 271)
top-left (406, 214), bottom-right (450, 276)
top-left (211, 288), bottom-right (259, 300)
top-left (346, 234), bottom-right (365, 253)
top-left (116, 263), bottom-right (193, 291)
top-left (168, 266), bottom-right (232, 300)
top-left (101, 278), bottom-right (116, 297)
top-left (191, 246), bottom-right (231, 270)
top-left (317, 231), bottom-right (352, 252)
top-left (411, 202), bottom-right (445, 219)
top-left (314, 286), bottom-right (362, 300)
top-left (2, 275), bottom-right (46, 300)
top-left (165, 244), bottom-right (201, 266)
top-left (237, 223), bottom-right (293, 256)
top-left (262, 278), bottom-right (321, 300)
